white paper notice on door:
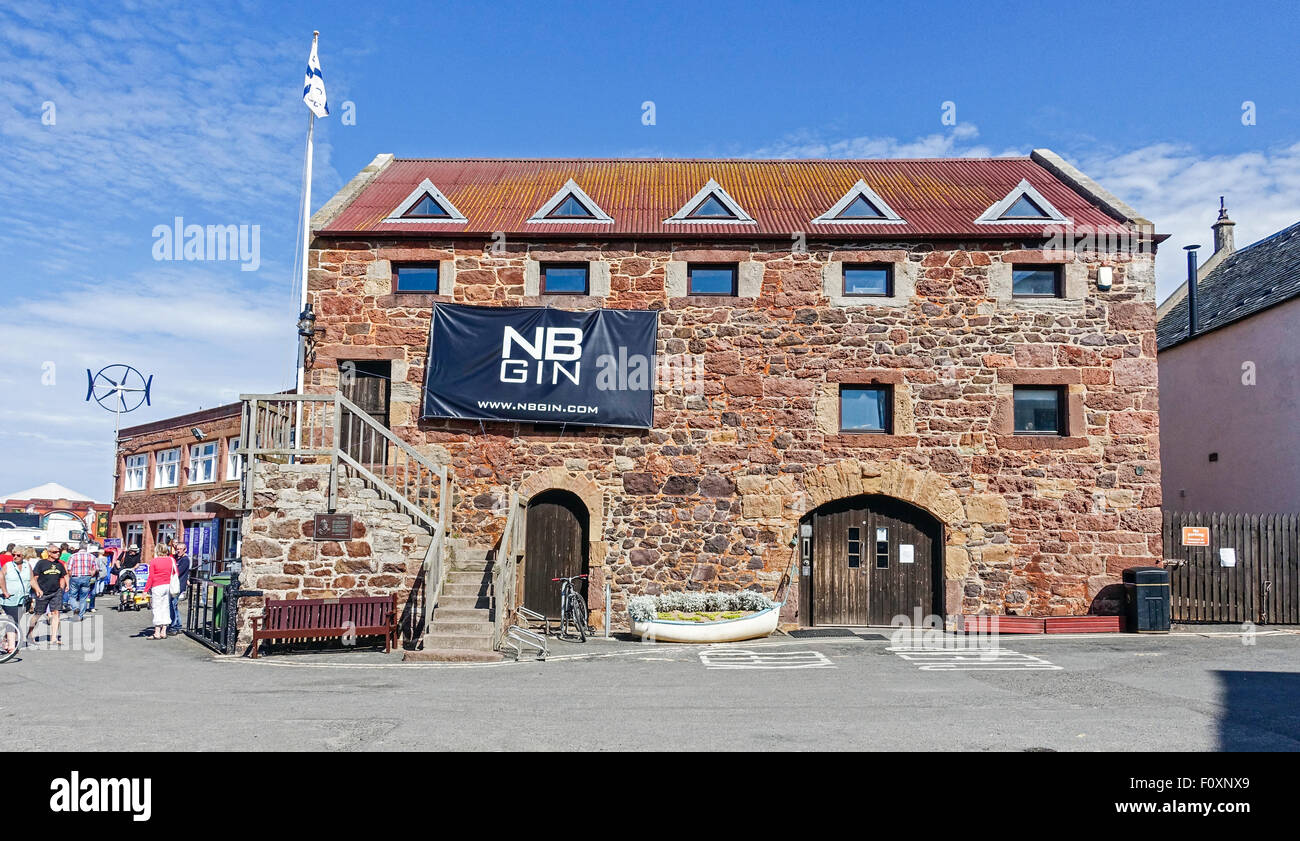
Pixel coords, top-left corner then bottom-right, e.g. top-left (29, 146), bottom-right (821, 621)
top-left (899, 544), bottom-right (915, 564)
top-left (1220, 548), bottom-right (1237, 567)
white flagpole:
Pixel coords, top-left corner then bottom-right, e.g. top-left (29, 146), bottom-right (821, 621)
top-left (294, 31), bottom-right (320, 445)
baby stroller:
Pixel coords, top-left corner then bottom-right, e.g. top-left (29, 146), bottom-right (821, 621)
top-left (116, 562), bottom-right (152, 611)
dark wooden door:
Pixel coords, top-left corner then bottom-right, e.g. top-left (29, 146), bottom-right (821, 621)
top-left (340, 361), bottom-right (390, 466)
top-left (524, 490), bottom-right (588, 618)
top-left (811, 495), bottom-right (940, 625)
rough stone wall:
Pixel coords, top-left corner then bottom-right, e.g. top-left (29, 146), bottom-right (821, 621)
top-left (302, 238), bottom-right (1162, 625)
top-left (236, 462), bottom-right (432, 647)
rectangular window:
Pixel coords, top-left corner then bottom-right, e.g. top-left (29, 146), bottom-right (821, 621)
top-left (189, 441), bottom-right (218, 484)
top-left (1012, 265), bottom-right (1063, 298)
top-left (393, 263), bottom-right (441, 293)
top-left (157, 522), bottom-right (177, 547)
top-left (875, 527), bottom-right (889, 569)
top-left (847, 526), bottom-right (861, 569)
top-left (155, 448), bottom-right (180, 488)
top-left (124, 454), bottom-right (147, 492)
top-left (124, 523), bottom-right (144, 553)
top-left (226, 437), bottom-right (242, 480)
top-left (843, 263), bottom-right (893, 296)
top-left (222, 517), bottom-right (242, 560)
top-left (540, 262), bottom-right (589, 295)
top-left (687, 263), bottom-right (738, 296)
top-left (1013, 386), bottom-right (1066, 435)
top-left (840, 385), bottom-right (893, 433)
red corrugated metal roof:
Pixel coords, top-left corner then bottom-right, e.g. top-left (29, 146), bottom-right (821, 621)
top-left (320, 158), bottom-right (1135, 238)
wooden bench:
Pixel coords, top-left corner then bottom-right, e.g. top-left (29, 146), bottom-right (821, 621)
top-left (249, 595), bottom-right (398, 658)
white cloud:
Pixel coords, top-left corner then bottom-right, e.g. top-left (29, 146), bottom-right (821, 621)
top-left (1076, 142), bottom-right (1300, 303)
top-left (746, 122), bottom-right (1020, 160)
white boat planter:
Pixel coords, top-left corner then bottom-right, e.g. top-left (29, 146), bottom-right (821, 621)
top-left (630, 603), bottom-right (782, 644)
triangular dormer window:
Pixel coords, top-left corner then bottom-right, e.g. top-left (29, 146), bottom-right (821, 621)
top-left (664, 179), bottom-right (755, 224)
top-left (527, 178), bottom-right (614, 223)
top-left (405, 193), bottom-right (450, 218)
top-left (838, 195), bottom-right (886, 219)
top-left (382, 178), bottom-right (467, 224)
top-left (811, 179), bottom-right (906, 225)
top-left (974, 179), bottom-right (1070, 225)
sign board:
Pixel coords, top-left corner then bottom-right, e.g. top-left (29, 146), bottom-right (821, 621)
top-left (422, 303), bottom-right (659, 428)
top-left (1219, 548), bottom-right (1237, 568)
top-left (1181, 526), bottom-right (1210, 547)
top-left (186, 519), bottom-right (215, 561)
top-left (102, 538), bottom-right (123, 550)
top-left (899, 544), bottom-right (915, 564)
top-left (313, 513), bottom-right (354, 541)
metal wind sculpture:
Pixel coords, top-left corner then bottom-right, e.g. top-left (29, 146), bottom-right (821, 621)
top-left (87, 365), bottom-right (154, 505)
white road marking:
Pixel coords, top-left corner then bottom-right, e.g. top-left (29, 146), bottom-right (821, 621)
top-left (699, 647), bottom-right (835, 670)
top-left (889, 646), bottom-right (1062, 671)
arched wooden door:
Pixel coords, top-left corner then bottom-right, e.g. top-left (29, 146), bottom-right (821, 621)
top-left (523, 490), bottom-right (589, 618)
top-left (808, 495), bottom-right (942, 625)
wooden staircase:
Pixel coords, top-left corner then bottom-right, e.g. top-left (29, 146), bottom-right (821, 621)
top-left (405, 545), bottom-right (502, 662)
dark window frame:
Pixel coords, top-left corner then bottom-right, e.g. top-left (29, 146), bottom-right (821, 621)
top-left (544, 195), bottom-right (596, 220)
top-left (539, 262), bottom-right (591, 295)
top-left (1011, 264), bottom-right (1064, 299)
top-left (842, 262), bottom-right (895, 297)
top-left (686, 193), bottom-right (739, 220)
top-left (838, 384), bottom-right (894, 434)
top-left (1012, 385), bottom-right (1067, 436)
top-left (392, 262), bottom-right (442, 293)
top-left (687, 262), bottom-right (739, 296)
top-left (401, 193), bottom-right (451, 219)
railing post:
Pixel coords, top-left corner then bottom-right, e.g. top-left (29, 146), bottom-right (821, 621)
top-left (246, 398), bottom-right (258, 510)
top-left (329, 394), bottom-right (341, 512)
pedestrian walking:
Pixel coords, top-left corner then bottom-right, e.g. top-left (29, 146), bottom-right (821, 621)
top-left (0, 543), bottom-right (14, 569)
top-left (169, 541), bottom-right (191, 634)
top-left (66, 545), bottom-right (98, 620)
top-left (1, 548), bottom-right (31, 655)
top-left (29, 548), bottom-right (68, 646)
top-left (146, 547), bottom-right (178, 640)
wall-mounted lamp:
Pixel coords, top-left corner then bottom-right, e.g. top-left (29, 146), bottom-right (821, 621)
top-left (1096, 266), bottom-right (1113, 292)
top-left (297, 303), bottom-right (323, 365)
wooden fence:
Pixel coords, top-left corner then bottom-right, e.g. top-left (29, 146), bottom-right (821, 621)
top-left (1163, 511), bottom-right (1300, 624)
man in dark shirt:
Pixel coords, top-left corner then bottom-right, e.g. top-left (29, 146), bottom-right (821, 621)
top-left (168, 542), bottom-right (191, 634)
top-left (29, 549), bottom-right (68, 645)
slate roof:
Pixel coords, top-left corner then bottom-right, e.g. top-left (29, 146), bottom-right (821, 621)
top-left (319, 157), bottom-right (1136, 239)
top-left (1157, 220), bottom-right (1300, 350)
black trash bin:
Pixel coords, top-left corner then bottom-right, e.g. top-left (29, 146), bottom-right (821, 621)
top-left (1123, 566), bottom-right (1170, 633)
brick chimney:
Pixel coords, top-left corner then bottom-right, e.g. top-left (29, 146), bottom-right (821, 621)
top-left (1212, 196), bottom-right (1235, 255)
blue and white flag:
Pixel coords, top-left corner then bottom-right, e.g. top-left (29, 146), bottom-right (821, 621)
top-left (302, 35), bottom-right (328, 118)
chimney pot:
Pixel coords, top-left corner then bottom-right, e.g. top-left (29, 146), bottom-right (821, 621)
top-left (1212, 196), bottom-right (1235, 255)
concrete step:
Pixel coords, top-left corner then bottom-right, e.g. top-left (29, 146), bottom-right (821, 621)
top-left (447, 570), bottom-right (489, 584)
top-left (442, 581), bottom-right (487, 596)
top-left (430, 620), bottom-right (494, 634)
top-left (405, 648), bottom-right (502, 663)
top-left (455, 549), bottom-right (493, 561)
top-left (436, 596), bottom-right (488, 611)
top-left (434, 607), bottom-right (491, 622)
top-left (422, 632), bottom-right (495, 651)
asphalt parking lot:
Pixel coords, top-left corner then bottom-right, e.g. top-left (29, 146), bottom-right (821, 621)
top-left (2, 606), bottom-right (1297, 751)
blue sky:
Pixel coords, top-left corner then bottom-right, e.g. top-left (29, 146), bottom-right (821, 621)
top-left (2, 0), bottom-right (1299, 500)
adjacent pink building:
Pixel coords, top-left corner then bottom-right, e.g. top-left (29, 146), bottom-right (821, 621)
top-left (1157, 206), bottom-right (1300, 514)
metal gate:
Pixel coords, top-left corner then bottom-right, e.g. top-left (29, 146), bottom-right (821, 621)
top-left (1164, 511), bottom-right (1300, 624)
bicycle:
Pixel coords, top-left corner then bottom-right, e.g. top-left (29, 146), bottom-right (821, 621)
top-left (0, 614), bottom-right (21, 664)
top-left (551, 574), bottom-right (589, 642)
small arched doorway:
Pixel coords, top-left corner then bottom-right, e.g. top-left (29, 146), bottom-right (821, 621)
top-left (803, 494), bottom-right (943, 625)
top-left (524, 490), bottom-right (590, 619)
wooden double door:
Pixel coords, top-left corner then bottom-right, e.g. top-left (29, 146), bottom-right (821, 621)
top-left (808, 495), bottom-right (942, 625)
top-left (523, 490), bottom-right (589, 619)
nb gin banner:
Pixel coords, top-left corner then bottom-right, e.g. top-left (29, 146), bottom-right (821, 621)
top-left (422, 303), bottom-right (658, 428)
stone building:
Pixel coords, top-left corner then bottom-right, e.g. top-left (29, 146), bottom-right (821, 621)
top-left (241, 150), bottom-right (1165, 648)
top-left (113, 401), bottom-right (245, 566)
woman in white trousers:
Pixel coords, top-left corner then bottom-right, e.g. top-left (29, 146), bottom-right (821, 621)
top-left (146, 546), bottom-right (177, 639)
